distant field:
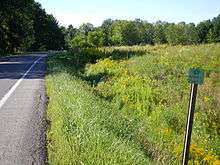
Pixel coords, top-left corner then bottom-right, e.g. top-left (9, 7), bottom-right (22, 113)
top-left (46, 44), bottom-right (220, 164)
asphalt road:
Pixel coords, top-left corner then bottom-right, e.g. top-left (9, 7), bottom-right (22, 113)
top-left (0, 54), bottom-right (47, 165)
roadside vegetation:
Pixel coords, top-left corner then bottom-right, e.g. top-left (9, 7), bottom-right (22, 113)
top-left (2, 1), bottom-right (220, 56)
top-left (46, 43), bottom-right (220, 164)
top-left (0, 0), bottom-right (65, 55)
top-left (63, 14), bottom-right (220, 48)
top-left (2, 1), bottom-right (220, 164)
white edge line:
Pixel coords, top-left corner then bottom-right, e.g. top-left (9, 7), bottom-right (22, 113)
top-left (0, 56), bottom-right (44, 109)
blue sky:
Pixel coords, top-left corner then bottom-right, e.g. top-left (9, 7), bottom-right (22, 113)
top-left (36, 0), bottom-right (220, 27)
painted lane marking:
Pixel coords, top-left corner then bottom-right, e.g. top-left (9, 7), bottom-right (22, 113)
top-left (0, 56), bottom-right (44, 109)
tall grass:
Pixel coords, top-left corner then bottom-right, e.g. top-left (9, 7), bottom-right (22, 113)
top-left (46, 44), bottom-right (220, 164)
top-left (46, 57), bottom-right (152, 164)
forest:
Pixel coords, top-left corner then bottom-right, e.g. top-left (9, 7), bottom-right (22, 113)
top-left (0, 0), bottom-right (220, 54)
top-left (0, 0), bottom-right (65, 54)
top-left (63, 15), bottom-right (220, 48)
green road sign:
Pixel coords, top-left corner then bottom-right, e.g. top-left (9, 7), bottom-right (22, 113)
top-left (188, 68), bottom-right (205, 85)
top-left (183, 68), bottom-right (205, 164)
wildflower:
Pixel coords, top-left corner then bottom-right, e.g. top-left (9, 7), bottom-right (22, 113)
top-left (204, 96), bottom-right (210, 102)
top-left (163, 128), bottom-right (172, 134)
top-left (203, 154), bottom-right (215, 162)
top-left (213, 160), bottom-right (220, 165)
top-left (174, 145), bottom-right (182, 155)
top-left (193, 160), bottom-right (200, 165)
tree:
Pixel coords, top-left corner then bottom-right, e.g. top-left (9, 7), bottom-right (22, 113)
top-left (207, 29), bottom-right (216, 43)
top-left (166, 24), bottom-right (186, 45)
top-left (196, 20), bottom-right (213, 43)
top-left (153, 21), bottom-right (168, 44)
top-left (88, 29), bottom-right (105, 47)
top-left (79, 23), bottom-right (94, 36)
top-left (212, 14), bottom-right (220, 42)
top-left (122, 21), bottom-right (140, 45)
top-left (111, 20), bottom-right (140, 46)
top-left (62, 25), bottom-right (78, 48)
top-left (44, 15), bottom-right (65, 50)
top-left (65, 14), bottom-right (220, 49)
top-left (0, 0), bottom-right (35, 53)
top-left (166, 23), bottom-right (199, 45)
top-left (110, 20), bottom-right (125, 45)
top-left (31, 3), bottom-right (65, 50)
top-left (184, 23), bottom-right (199, 44)
top-left (101, 19), bottom-right (113, 46)
top-left (0, 0), bottom-right (65, 54)
top-left (140, 21), bottom-right (155, 44)
top-left (70, 34), bottom-right (88, 48)
top-left (67, 25), bottom-right (78, 39)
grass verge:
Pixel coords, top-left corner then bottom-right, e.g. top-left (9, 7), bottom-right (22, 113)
top-left (46, 56), bottom-right (153, 164)
top-left (46, 44), bottom-right (220, 164)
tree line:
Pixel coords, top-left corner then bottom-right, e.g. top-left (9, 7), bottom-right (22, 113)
top-left (0, 0), bottom-right (65, 54)
top-left (1, 0), bottom-right (220, 54)
top-left (63, 15), bottom-right (220, 48)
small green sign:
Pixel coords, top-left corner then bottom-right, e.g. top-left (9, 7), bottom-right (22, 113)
top-left (188, 68), bottom-right (205, 85)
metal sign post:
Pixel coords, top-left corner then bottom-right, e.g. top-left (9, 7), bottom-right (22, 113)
top-left (182, 68), bottom-right (204, 165)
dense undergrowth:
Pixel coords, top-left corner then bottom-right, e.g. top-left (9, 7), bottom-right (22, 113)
top-left (46, 44), bottom-right (220, 164)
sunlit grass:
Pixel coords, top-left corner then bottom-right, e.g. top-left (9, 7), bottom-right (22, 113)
top-left (46, 57), bottom-right (152, 164)
top-left (46, 43), bottom-right (220, 164)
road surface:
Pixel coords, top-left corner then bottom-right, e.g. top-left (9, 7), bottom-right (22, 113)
top-left (0, 54), bottom-right (47, 165)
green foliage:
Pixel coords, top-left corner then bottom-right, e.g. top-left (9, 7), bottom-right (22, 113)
top-left (101, 19), bottom-right (113, 46)
top-left (212, 14), bottom-right (220, 42)
top-left (0, 1), bottom-right (65, 54)
top-left (70, 34), bottom-right (88, 48)
top-left (197, 20), bottom-right (213, 43)
top-left (166, 23), bottom-right (187, 45)
top-left (139, 21), bottom-right (155, 45)
top-left (85, 44), bottom-right (220, 164)
top-left (153, 21), bottom-right (168, 44)
top-left (166, 23), bottom-right (199, 45)
top-left (88, 29), bottom-right (105, 47)
top-left (120, 21), bottom-right (140, 45)
top-left (0, 0), bottom-right (35, 53)
top-left (65, 14), bottom-right (220, 49)
top-left (79, 23), bottom-right (94, 35)
top-left (184, 23), bottom-right (199, 44)
top-left (46, 56), bottom-right (152, 165)
top-left (46, 44), bottom-right (220, 164)
top-left (31, 3), bottom-right (65, 51)
top-left (207, 29), bottom-right (216, 43)
top-left (110, 20), bottom-right (126, 45)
